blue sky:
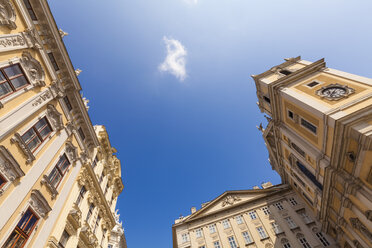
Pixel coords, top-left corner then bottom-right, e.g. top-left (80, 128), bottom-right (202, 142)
top-left (48, 0), bottom-right (372, 247)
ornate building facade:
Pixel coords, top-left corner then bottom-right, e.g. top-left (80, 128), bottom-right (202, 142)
top-left (172, 184), bottom-right (336, 248)
top-left (0, 0), bottom-right (125, 247)
top-left (253, 57), bottom-right (372, 247)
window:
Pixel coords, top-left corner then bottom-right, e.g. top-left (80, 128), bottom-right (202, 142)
top-left (285, 217), bottom-right (297, 229)
top-left (280, 69), bottom-right (292, 75)
top-left (63, 96), bottom-right (73, 112)
top-left (3, 208), bottom-right (39, 248)
top-left (288, 110), bottom-right (294, 119)
top-left (78, 127), bottom-right (85, 141)
top-left (298, 237), bottom-right (311, 248)
top-left (248, 211), bottom-right (257, 220)
top-left (262, 206), bottom-right (270, 215)
top-left (300, 212), bottom-right (312, 224)
top-left (91, 156), bottom-right (98, 168)
top-left (222, 219), bottom-right (230, 229)
top-left (228, 236), bottom-right (237, 248)
top-left (23, 0), bottom-right (37, 20)
top-left (99, 173), bottom-right (104, 184)
top-left (93, 215), bottom-right (101, 233)
top-left (181, 233), bottom-right (189, 243)
top-left (263, 96), bottom-right (271, 104)
top-left (213, 241), bottom-right (221, 248)
top-left (296, 160), bottom-right (323, 190)
top-left (300, 118), bottom-right (317, 134)
top-left (302, 192), bottom-right (314, 205)
top-left (76, 186), bottom-right (87, 206)
top-left (47, 154), bottom-right (71, 188)
top-left (0, 64), bottom-right (29, 99)
top-left (274, 202), bottom-right (284, 210)
top-left (289, 197), bottom-right (298, 206)
top-left (58, 230), bottom-right (70, 248)
top-left (242, 231), bottom-right (253, 244)
top-left (271, 222), bottom-right (282, 234)
top-left (101, 229), bottom-right (107, 247)
top-left (48, 52), bottom-right (59, 71)
top-left (86, 203), bottom-right (94, 221)
top-left (21, 117), bottom-right (52, 152)
top-left (316, 232), bottom-right (330, 246)
top-left (291, 142), bottom-right (305, 157)
top-left (0, 174), bottom-right (7, 190)
top-left (104, 183), bottom-right (109, 195)
top-left (209, 224), bottom-right (216, 234)
top-left (235, 215), bottom-right (244, 225)
top-left (195, 228), bottom-right (203, 238)
top-left (307, 81), bottom-right (319, 88)
top-left (256, 226), bottom-right (267, 239)
top-left (283, 241), bottom-right (292, 248)
top-left (108, 245), bottom-right (113, 248)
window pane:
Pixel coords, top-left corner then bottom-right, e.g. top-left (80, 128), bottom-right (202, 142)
top-left (22, 128), bottom-right (37, 144)
top-left (13, 234), bottom-right (26, 248)
top-left (3, 230), bottom-right (20, 248)
top-left (0, 82), bottom-right (13, 97)
top-left (48, 168), bottom-right (62, 188)
top-left (4, 64), bottom-right (23, 78)
top-left (57, 155), bottom-right (70, 174)
top-left (27, 136), bottom-right (41, 151)
top-left (0, 71), bottom-right (6, 81)
top-left (34, 118), bottom-right (48, 132)
top-left (39, 125), bottom-right (52, 140)
top-left (10, 76), bottom-right (28, 89)
top-left (24, 215), bottom-right (38, 234)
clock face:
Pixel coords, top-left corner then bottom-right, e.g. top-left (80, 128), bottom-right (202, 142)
top-left (316, 84), bottom-right (355, 100)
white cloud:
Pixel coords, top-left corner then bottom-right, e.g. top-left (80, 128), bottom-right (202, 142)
top-left (159, 36), bottom-right (187, 81)
top-left (184, 0), bottom-right (198, 4)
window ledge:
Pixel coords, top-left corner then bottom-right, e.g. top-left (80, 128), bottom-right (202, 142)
top-left (245, 241), bottom-right (255, 246)
top-left (260, 237), bottom-right (269, 241)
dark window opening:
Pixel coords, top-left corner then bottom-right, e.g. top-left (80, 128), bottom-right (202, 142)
top-left (0, 174), bottom-right (7, 189)
top-left (21, 117), bottom-right (52, 152)
top-left (78, 127), bottom-right (85, 141)
top-left (301, 118), bottom-right (317, 134)
top-left (23, 0), bottom-right (37, 20)
top-left (263, 96), bottom-right (271, 104)
top-left (76, 186), bottom-right (87, 206)
top-left (47, 154), bottom-right (71, 188)
top-left (296, 160), bottom-right (323, 190)
top-left (58, 230), bottom-right (70, 248)
top-left (307, 81), bottom-right (319, 88)
top-left (280, 69), bottom-right (292, 76)
top-left (48, 52), bottom-right (59, 71)
top-left (288, 110), bottom-right (294, 119)
top-left (63, 96), bottom-right (73, 112)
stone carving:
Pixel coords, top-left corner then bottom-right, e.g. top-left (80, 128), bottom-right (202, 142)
top-left (41, 175), bottom-right (58, 199)
top-left (75, 68), bottom-right (82, 76)
top-left (46, 236), bottom-right (59, 248)
top-left (24, 28), bottom-right (42, 49)
top-left (0, 145), bottom-right (25, 182)
top-left (68, 203), bottom-right (82, 229)
top-left (0, 34), bottom-right (25, 48)
top-left (350, 217), bottom-right (372, 242)
top-left (221, 195), bottom-right (241, 207)
top-left (81, 221), bottom-right (98, 246)
top-left (50, 80), bottom-right (65, 98)
top-left (46, 104), bottom-right (64, 131)
top-left (79, 150), bottom-right (89, 165)
top-left (0, 0), bottom-right (16, 29)
top-left (59, 28), bottom-right (68, 38)
top-left (30, 189), bottom-right (52, 218)
top-left (31, 90), bottom-right (52, 107)
top-left (65, 141), bottom-right (78, 163)
top-left (20, 51), bottom-right (45, 87)
top-left (10, 133), bottom-right (35, 164)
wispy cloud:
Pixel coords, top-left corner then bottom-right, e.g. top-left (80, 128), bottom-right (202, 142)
top-left (184, 0), bottom-right (198, 4)
top-left (159, 36), bottom-right (187, 81)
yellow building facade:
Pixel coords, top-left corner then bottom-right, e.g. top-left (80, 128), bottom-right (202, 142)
top-left (0, 0), bottom-right (125, 247)
top-left (253, 57), bottom-right (372, 247)
top-left (173, 183), bottom-right (336, 248)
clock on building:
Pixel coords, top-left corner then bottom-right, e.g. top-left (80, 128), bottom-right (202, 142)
top-left (315, 83), bottom-right (355, 100)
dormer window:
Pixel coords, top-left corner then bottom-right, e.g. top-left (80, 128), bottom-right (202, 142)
top-left (279, 69), bottom-right (292, 76)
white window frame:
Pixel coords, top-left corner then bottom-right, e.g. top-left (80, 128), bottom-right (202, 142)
top-left (285, 217), bottom-right (297, 229)
top-left (242, 231), bottom-right (253, 244)
top-left (195, 228), bottom-right (203, 238)
top-left (228, 236), bottom-right (238, 248)
top-left (248, 211), bottom-right (257, 220)
top-left (300, 212), bottom-right (312, 224)
top-left (213, 241), bottom-right (221, 248)
top-left (235, 215), bottom-right (244, 225)
top-left (271, 222), bottom-right (282, 234)
top-left (181, 233), bottom-right (189, 243)
top-left (209, 224), bottom-right (216, 234)
top-left (316, 232), bottom-right (330, 246)
top-left (222, 219), bottom-right (230, 229)
top-left (298, 237), bottom-right (312, 248)
top-left (256, 226), bottom-right (267, 239)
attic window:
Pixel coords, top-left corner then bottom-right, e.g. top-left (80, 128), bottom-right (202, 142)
top-left (263, 96), bottom-right (271, 104)
top-left (78, 127), bottom-right (85, 141)
top-left (48, 52), bottom-right (59, 71)
top-left (23, 0), bottom-right (37, 21)
top-left (307, 81), bottom-right (319, 88)
top-left (280, 69), bottom-right (292, 76)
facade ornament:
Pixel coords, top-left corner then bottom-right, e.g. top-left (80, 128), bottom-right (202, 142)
top-left (0, 0), bottom-right (16, 29)
top-left (65, 141), bottom-right (78, 163)
top-left (58, 28), bottom-right (68, 38)
top-left (64, 219), bottom-right (77, 235)
top-left (65, 121), bottom-right (76, 136)
top-left (67, 203), bottom-right (82, 229)
top-left (46, 236), bottom-right (59, 248)
top-left (0, 145), bottom-right (25, 182)
top-left (31, 90), bottom-right (52, 107)
top-left (30, 189), bottom-right (52, 218)
top-left (24, 28), bottom-right (42, 49)
top-left (41, 175), bottom-right (58, 199)
top-left (82, 95), bottom-right (89, 111)
top-left (256, 123), bottom-right (264, 133)
top-left (10, 133), bottom-right (35, 164)
top-left (20, 51), bottom-right (45, 87)
top-left (75, 68), bottom-right (82, 76)
top-left (80, 150), bottom-right (89, 165)
top-left (350, 217), bottom-right (372, 242)
top-left (46, 104), bottom-right (64, 131)
top-left (0, 33), bottom-right (27, 51)
top-left (221, 195), bottom-right (241, 207)
top-left (50, 80), bottom-right (65, 98)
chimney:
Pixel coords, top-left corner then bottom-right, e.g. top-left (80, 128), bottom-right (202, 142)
top-left (191, 207), bottom-right (196, 214)
top-left (261, 182), bottom-right (273, 189)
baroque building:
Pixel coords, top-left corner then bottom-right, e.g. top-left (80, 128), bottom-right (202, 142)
top-left (172, 183), bottom-right (336, 248)
top-left (253, 57), bottom-right (372, 247)
top-left (0, 0), bottom-right (125, 247)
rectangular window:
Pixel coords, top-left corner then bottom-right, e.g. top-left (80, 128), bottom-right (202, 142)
top-left (263, 96), bottom-right (271, 104)
top-left (300, 118), bottom-right (317, 134)
top-left (302, 192), bottom-right (314, 205)
top-left (285, 217), bottom-right (297, 229)
top-left (93, 215), bottom-right (101, 233)
top-left (0, 64), bottom-right (30, 99)
top-left (213, 241), bottom-right (221, 248)
top-left (86, 203), bottom-right (94, 221)
top-left (228, 236), bottom-right (237, 248)
top-left (289, 197), bottom-right (298, 206)
top-left (181, 233), bottom-right (189, 243)
top-left (291, 142), bottom-right (305, 157)
top-left (0, 174), bottom-right (7, 190)
top-left (21, 117), bottom-right (52, 152)
top-left (248, 211), bottom-right (257, 220)
top-left (235, 215), bottom-right (244, 225)
top-left (256, 226), bottom-right (267, 239)
top-left (271, 222), bottom-right (282, 234)
top-left (274, 202), bottom-right (284, 210)
top-left (63, 96), bottom-right (73, 112)
top-left (23, 0), bottom-right (37, 20)
top-left (222, 219), bottom-right (230, 229)
top-left (307, 81), bottom-right (319, 88)
top-left (58, 230), bottom-right (70, 248)
top-left (316, 232), bottom-right (330, 246)
top-left (76, 186), bottom-right (87, 206)
top-left (242, 231), bottom-right (253, 244)
top-left (101, 229), bottom-right (107, 247)
top-left (280, 69), bottom-right (292, 75)
top-left (3, 208), bottom-right (39, 248)
top-left (262, 206), bottom-right (270, 215)
top-left (296, 160), bottom-right (323, 190)
top-left (209, 224), bottom-right (216, 234)
top-left (104, 183), bottom-right (109, 195)
top-left (288, 110), bottom-right (294, 119)
top-left (91, 156), bottom-right (98, 168)
top-left (283, 241), bottom-right (292, 248)
top-left (195, 228), bottom-right (203, 238)
top-left (48, 154), bottom-right (71, 188)
top-left (48, 52), bottom-right (59, 71)
top-left (99, 173), bottom-right (104, 184)
top-left (299, 237), bottom-right (312, 248)
top-left (300, 212), bottom-right (312, 224)
top-left (78, 127), bottom-right (85, 141)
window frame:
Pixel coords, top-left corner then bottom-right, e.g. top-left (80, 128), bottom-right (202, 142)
top-left (23, 0), bottom-right (37, 20)
top-left (195, 228), bottom-right (203, 238)
top-left (76, 186), bottom-right (87, 206)
top-left (300, 117), bottom-right (317, 135)
top-left (63, 96), bottom-right (73, 112)
top-left (285, 217), bottom-right (297, 229)
top-left (0, 173), bottom-right (7, 190)
top-left (0, 63), bottom-right (30, 100)
top-left (256, 226), bottom-right (268, 239)
top-left (316, 232), bottom-right (330, 246)
top-left (274, 202), bottom-right (284, 210)
top-left (21, 116), bottom-right (53, 153)
top-left (47, 52), bottom-right (59, 71)
top-left (262, 206), bottom-right (270, 215)
top-left (47, 153), bottom-right (71, 189)
top-left (209, 224), bottom-right (216, 234)
top-left (289, 197), bottom-right (298, 206)
top-left (227, 236), bottom-right (238, 248)
top-left (242, 231), bottom-right (253, 244)
top-left (58, 229), bottom-right (70, 248)
top-left (222, 219), bottom-right (230, 229)
top-left (248, 211), bottom-right (257, 220)
top-left (305, 80), bottom-right (322, 88)
top-left (235, 215), bottom-right (244, 225)
top-left (213, 241), bottom-right (221, 248)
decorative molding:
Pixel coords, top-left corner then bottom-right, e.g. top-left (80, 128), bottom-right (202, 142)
top-left (81, 221), bottom-right (99, 247)
top-left (50, 80), bottom-right (65, 98)
top-left (65, 218), bottom-right (77, 235)
top-left (315, 83), bottom-right (355, 101)
top-left (221, 195), bottom-right (241, 207)
top-left (20, 51), bottom-right (45, 87)
top-left (0, 145), bottom-right (25, 181)
top-left (41, 175), bottom-right (58, 199)
top-left (31, 90), bottom-right (52, 106)
top-left (0, 0), bottom-right (16, 29)
top-left (24, 28), bottom-right (42, 49)
top-left (350, 217), bottom-right (372, 243)
top-left (46, 104), bottom-right (64, 131)
top-left (10, 132), bottom-right (35, 164)
top-left (30, 189), bottom-right (52, 218)
top-left (67, 203), bottom-right (82, 230)
top-left (65, 141), bottom-right (78, 163)
top-left (0, 33), bottom-right (25, 51)
top-left (46, 236), bottom-right (59, 248)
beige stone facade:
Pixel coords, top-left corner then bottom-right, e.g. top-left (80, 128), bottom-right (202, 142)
top-left (173, 184), bottom-right (336, 248)
top-left (253, 57), bottom-right (372, 247)
top-left (0, 0), bottom-right (125, 247)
